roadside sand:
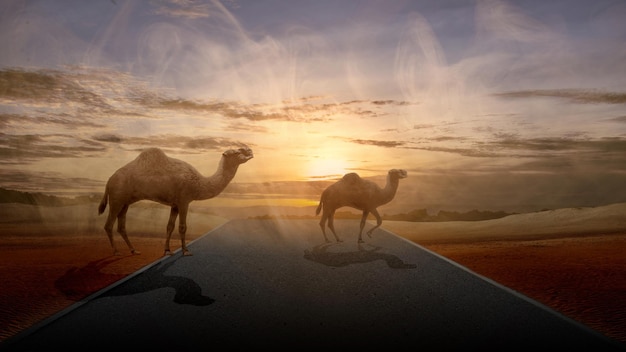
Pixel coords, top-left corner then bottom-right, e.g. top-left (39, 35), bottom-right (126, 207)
top-left (383, 205), bottom-right (626, 345)
top-left (0, 203), bottom-right (228, 343)
top-left (1, 203), bottom-right (625, 345)
top-left (416, 234), bottom-right (626, 344)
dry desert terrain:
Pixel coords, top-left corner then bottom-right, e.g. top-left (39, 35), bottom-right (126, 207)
top-left (0, 202), bottom-right (625, 346)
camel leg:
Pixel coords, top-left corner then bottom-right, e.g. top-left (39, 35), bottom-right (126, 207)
top-left (366, 208), bottom-right (382, 237)
top-left (358, 210), bottom-right (370, 243)
top-left (318, 211), bottom-right (331, 243)
top-left (117, 204), bottom-right (139, 255)
top-left (104, 206), bottom-right (121, 256)
top-left (178, 204), bottom-right (192, 256)
top-left (164, 206), bottom-right (178, 256)
top-left (326, 210), bottom-right (342, 242)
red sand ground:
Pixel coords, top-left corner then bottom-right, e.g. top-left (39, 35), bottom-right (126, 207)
top-left (420, 234), bottom-right (626, 345)
top-left (1, 228), bottom-right (625, 346)
top-left (0, 231), bottom-right (202, 343)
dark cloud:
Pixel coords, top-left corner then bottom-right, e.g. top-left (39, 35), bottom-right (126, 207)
top-left (0, 169), bottom-right (104, 195)
top-left (0, 133), bottom-right (105, 161)
top-left (93, 134), bottom-right (249, 153)
top-left (489, 135), bottom-right (626, 153)
top-left (184, 137), bottom-right (246, 150)
top-left (494, 89), bottom-right (626, 104)
top-left (0, 113), bottom-right (15, 129)
top-left (404, 134), bottom-right (626, 164)
top-left (151, 0), bottom-right (211, 19)
top-left (428, 136), bottom-right (468, 142)
top-left (93, 134), bottom-right (123, 143)
top-left (350, 139), bottom-right (405, 148)
top-left (0, 68), bottom-right (110, 109)
top-left (1, 112), bottom-right (106, 129)
top-left (408, 145), bottom-right (500, 158)
top-left (0, 68), bottom-right (399, 128)
top-left (0, 131), bottom-right (249, 165)
top-left (0, 67), bottom-right (166, 123)
top-left (154, 99), bottom-right (334, 122)
top-left (225, 123), bottom-right (269, 133)
top-left (608, 116), bottom-right (626, 123)
top-left (413, 123), bottom-right (436, 130)
top-left (370, 100), bottom-right (412, 106)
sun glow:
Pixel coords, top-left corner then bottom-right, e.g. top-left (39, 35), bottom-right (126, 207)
top-left (306, 158), bottom-right (349, 181)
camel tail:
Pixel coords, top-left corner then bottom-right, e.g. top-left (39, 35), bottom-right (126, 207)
top-left (98, 190), bottom-right (108, 215)
top-left (315, 191), bottom-right (326, 216)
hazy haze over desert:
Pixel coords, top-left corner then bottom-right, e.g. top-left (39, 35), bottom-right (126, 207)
top-left (2, 2), bottom-right (626, 346)
top-left (1, 0), bottom-right (626, 214)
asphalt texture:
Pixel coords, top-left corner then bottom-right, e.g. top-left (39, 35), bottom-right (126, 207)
top-left (2, 219), bottom-right (625, 351)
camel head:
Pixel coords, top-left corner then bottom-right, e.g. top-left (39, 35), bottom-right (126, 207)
top-left (389, 169), bottom-right (408, 179)
top-left (223, 146), bottom-right (254, 164)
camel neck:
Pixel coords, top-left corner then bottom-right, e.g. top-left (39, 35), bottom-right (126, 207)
top-left (199, 158), bottom-right (239, 199)
top-left (381, 175), bottom-right (400, 204)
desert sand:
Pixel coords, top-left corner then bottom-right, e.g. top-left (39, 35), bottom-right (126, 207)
top-left (0, 202), bottom-right (228, 343)
top-left (0, 202), bottom-right (625, 345)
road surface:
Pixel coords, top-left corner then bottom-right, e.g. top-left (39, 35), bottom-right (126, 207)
top-left (2, 219), bottom-right (624, 351)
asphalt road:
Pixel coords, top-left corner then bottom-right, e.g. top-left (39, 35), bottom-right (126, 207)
top-left (2, 219), bottom-right (624, 351)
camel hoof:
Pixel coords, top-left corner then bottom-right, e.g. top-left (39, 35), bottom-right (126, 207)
top-left (183, 250), bottom-right (193, 256)
top-left (164, 250), bottom-right (172, 256)
top-left (131, 249), bottom-right (141, 255)
top-left (113, 251), bottom-right (121, 256)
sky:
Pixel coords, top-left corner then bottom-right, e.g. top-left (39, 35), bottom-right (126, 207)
top-left (1, 0), bottom-right (626, 213)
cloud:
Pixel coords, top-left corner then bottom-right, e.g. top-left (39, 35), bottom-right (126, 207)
top-left (488, 135), bottom-right (626, 153)
top-left (92, 133), bottom-right (249, 152)
top-left (607, 116), bottom-right (626, 123)
top-left (0, 133), bottom-right (105, 162)
top-left (0, 67), bottom-right (406, 131)
top-left (0, 68), bottom-right (109, 108)
top-left (151, 0), bottom-right (212, 19)
top-left (349, 139), bottom-right (405, 148)
top-left (0, 169), bottom-right (104, 195)
top-left (494, 89), bottom-right (626, 104)
top-left (224, 123), bottom-right (269, 133)
top-left (370, 100), bottom-right (412, 106)
top-left (0, 131), bottom-right (250, 166)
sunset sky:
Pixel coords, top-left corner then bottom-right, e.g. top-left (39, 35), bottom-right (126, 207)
top-left (1, 0), bottom-right (626, 213)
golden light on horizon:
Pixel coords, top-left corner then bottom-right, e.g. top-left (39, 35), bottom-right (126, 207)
top-left (305, 158), bottom-right (349, 181)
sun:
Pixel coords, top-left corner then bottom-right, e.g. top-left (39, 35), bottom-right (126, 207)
top-left (306, 158), bottom-right (348, 181)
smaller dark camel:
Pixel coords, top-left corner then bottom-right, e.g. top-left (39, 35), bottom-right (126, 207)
top-left (315, 169), bottom-right (408, 243)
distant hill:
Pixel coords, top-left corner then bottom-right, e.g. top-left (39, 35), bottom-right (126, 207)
top-left (384, 208), bottom-right (515, 222)
top-left (247, 207), bottom-right (515, 222)
top-left (0, 187), bottom-right (99, 206)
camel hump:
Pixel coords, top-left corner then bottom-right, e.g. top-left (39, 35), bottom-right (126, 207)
top-left (134, 148), bottom-right (169, 168)
top-left (341, 172), bottom-right (361, 184)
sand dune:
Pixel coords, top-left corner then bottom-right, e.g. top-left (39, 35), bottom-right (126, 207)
top-left (382, 202), bottom-right (626, 244)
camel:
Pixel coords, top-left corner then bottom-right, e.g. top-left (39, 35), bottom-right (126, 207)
top-left (315, 169), bottom-right (408, 243)
top-left (98, 146), bottom-right (253, 256)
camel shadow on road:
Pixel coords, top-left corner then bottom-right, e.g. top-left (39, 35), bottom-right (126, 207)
top-left (303, 243), bottom-right (417, 269)
top-left (99, 259), bottom-right (215, 306)
top-left (55, 256), bottom-right (128, 301)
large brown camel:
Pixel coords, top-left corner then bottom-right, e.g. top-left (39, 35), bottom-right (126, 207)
top-left (98, 147), bottom-right (253, 256)
top-left (315, 169), bottom-right (408, 243)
